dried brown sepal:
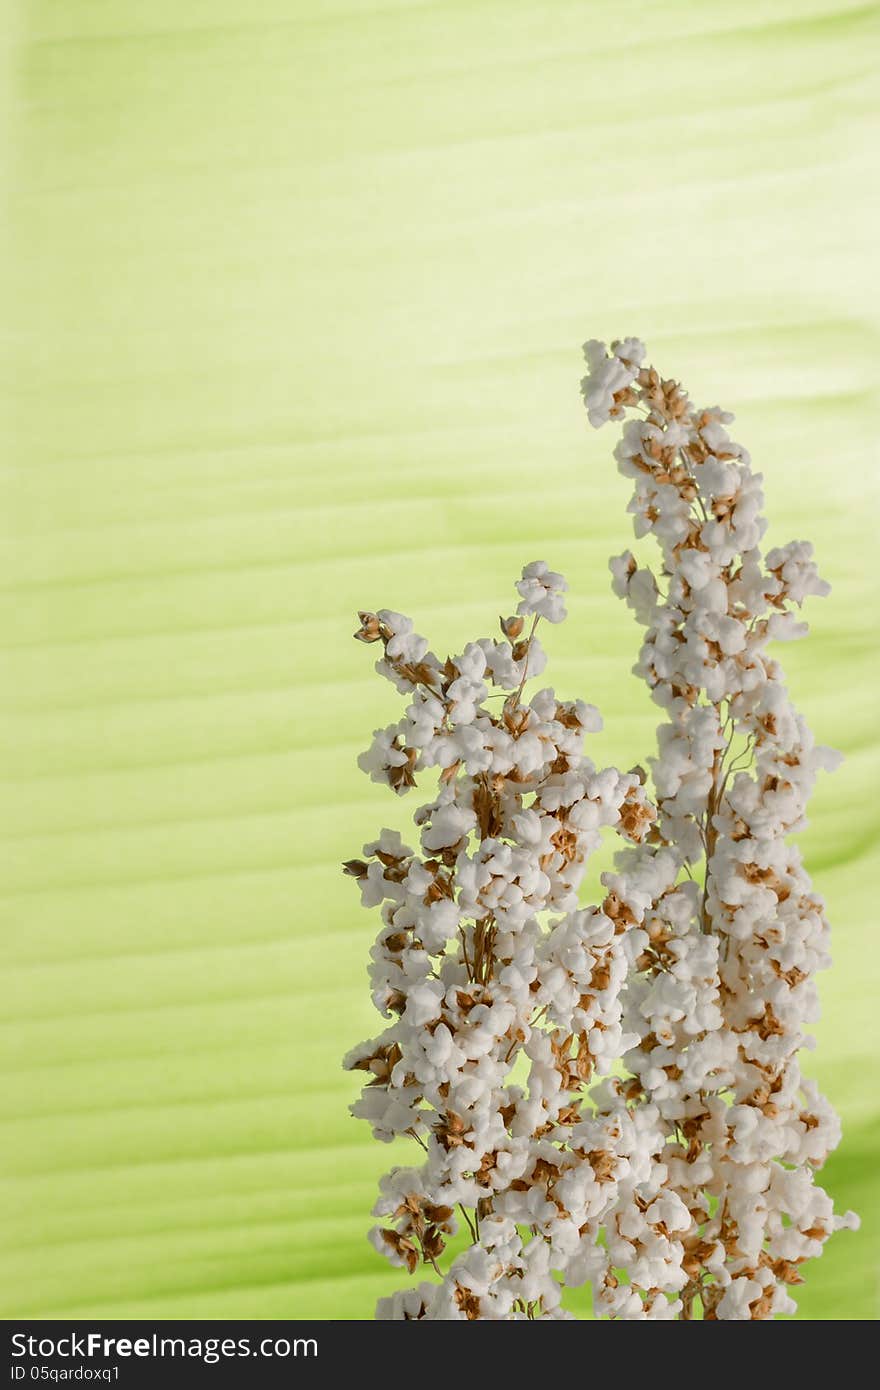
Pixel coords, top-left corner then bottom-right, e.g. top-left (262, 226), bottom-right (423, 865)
top-left (342, 858), bottom-right (369, 879)
top-left (354, 611), bottom-right (383, 643)
top-left (380, 1228), bottom-right (420, 1275)
top-left (500, 614), bottom-right (525, 641)
top-left (454, 1285), bottom-right (481, 1320)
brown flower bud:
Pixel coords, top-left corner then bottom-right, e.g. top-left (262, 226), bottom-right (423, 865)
top-left (342, 858), bottom-right (369, 879)
top-left (354, 611), bottom-right (382, 642)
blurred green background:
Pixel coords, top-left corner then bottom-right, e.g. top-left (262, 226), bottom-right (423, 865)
top-left (2, 0), bottom-right (878, 1320)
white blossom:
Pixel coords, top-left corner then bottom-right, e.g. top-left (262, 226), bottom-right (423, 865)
top-left (516, 560), bottom-right (569, 624)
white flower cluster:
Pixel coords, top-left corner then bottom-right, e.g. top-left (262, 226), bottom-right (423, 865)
top-left (344, 563), bottom-right (655, 1319)
top-left (576, 337), bottom-right (857, 1319)
top-left (344, 342), bottom-right (855, 1322)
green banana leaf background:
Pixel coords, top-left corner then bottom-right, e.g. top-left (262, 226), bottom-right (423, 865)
top-left (2, 0), bottom-right (878, 1320)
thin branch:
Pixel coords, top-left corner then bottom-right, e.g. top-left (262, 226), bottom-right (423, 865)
top-left (459, 1204), bottom-right (477, 1242)
top-left (513, 613), bottom-right (540, 706)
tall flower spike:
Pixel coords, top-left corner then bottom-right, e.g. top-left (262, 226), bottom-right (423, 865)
top-left (345, 564), bottom-right (655, 1319)
top-left (579, 338), bottom-right (857, 1320)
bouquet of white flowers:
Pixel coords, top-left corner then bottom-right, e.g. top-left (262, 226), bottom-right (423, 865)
top-left (344, 340), bottom-right (857, 1320)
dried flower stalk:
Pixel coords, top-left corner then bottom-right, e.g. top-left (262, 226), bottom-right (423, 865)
top-left (345, 565), bottom-right (653, 1318)
top-left (577, 338), bottom-right (857, 1319)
